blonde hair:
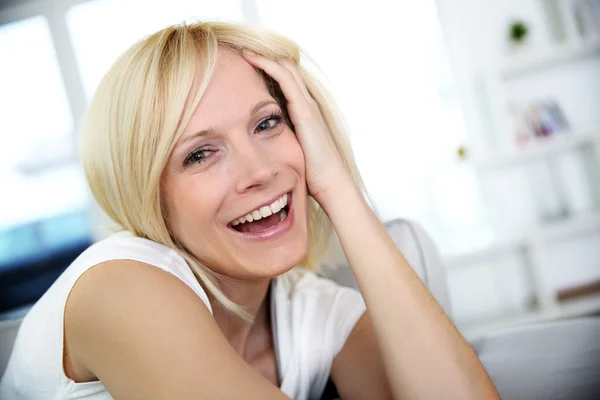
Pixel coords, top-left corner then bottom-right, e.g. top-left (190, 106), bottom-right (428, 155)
top-left (81, 21), bottom-right (365, 319)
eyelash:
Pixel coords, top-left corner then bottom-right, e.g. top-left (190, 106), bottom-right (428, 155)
top-left (183, 146), bottom-right (214, 167)
top-left (255, 111), bottom-right (283, 133)
top-left (183, 111), bottom-right (284, 167)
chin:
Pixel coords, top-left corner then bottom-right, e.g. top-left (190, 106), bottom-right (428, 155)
top-left (230, 232), bottom-right (308, 280)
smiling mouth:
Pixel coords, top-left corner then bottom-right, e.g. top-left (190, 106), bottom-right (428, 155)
top-left (229, 192), bottom-right (291, 234)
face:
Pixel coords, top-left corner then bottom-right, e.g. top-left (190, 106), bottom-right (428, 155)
top-left (162, 48), bottom-right (308, 280)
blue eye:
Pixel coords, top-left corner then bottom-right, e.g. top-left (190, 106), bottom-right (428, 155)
top-left (255, 112), bottom-right (283, 133)
top-left (257, 118), bottom-right (277, 131)
top-left (183, 148), bottom-right (212, 167)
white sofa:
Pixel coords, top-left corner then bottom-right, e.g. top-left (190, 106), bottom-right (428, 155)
top-left (320, 218), bottom-right (452, 316)
top-left (473, 317), bottom-right (600, 399)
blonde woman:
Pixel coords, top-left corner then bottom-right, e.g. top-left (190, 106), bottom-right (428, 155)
top-left (0, 22), bottom-right (498, 400)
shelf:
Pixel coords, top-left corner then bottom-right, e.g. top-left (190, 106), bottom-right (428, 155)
top-left (444, 210), bottom-right (600, 266)
top-left (472, 132), bottom-right (600, 169)
top-left (461, 293), bottom-right (600, 340)
top-left (501, 38), bottom-right (600, 80)
top-left (444, 238), bottom-right (525, 266)
top-left (533, 210), bottom-right (600, 242)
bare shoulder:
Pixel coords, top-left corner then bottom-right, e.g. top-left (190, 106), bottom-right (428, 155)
top-left (63, 260), bottom-right (213, 384)
top-left (65, 260), bottom-right (287, 399)
top-left (65, 259), bottom-right (207, 330)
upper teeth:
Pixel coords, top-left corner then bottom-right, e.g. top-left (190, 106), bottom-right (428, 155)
top-left (231, 193), bottom-right (288, 226)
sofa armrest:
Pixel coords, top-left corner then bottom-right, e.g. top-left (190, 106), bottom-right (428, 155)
top-left (321, 218), bottom-right (452, 317)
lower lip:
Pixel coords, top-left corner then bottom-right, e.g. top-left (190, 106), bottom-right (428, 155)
top-left (228, 193), bottom-right (295, 241)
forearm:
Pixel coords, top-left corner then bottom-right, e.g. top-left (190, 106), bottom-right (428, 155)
top-left (319, 180), bottom-right (499, 400)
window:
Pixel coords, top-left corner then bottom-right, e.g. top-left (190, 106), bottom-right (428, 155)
top-left (0, 16), bottom-right (85, 231)
top-left (66, 0), bottom-right (244, 99)
top-left (0, 15), bottom-right (90, 308)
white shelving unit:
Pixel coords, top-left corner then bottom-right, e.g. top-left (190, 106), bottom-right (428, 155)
top-left (446, 14), bottom-right (600, 335)
top-left (450, 213), bottom-right (600, 340)
top-left (446, 143), bottom-right (600, 335)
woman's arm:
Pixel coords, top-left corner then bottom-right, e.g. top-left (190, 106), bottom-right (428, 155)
top-left (65, 260), bottom-right (289, 399)
top-left (329, 312), bottom-right (392, 399)
top-left (322, 179), bottom-right (499, 400)
top-left (242, 51), bottom-right (499, 400)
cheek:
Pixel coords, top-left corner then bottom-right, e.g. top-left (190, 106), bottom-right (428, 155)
top-left (277, 131), bottom-right (306, 175)
top-left (165, 174), bottom-right (226, 239)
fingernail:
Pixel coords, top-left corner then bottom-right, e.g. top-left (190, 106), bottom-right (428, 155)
top-left (243, 49), bottom-right (256, 57)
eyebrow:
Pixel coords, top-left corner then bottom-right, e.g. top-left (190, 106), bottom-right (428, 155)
top-left (179, 99), bottom-right (279, 146)
top-left (250, 99), bottom-right (278, 116)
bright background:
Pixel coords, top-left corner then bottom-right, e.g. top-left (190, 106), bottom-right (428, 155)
top-left (1, 0), bottom-right (599, 335)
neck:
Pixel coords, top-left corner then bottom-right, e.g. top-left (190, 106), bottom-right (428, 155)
top-left (210, 277), bottom-right (273, 358)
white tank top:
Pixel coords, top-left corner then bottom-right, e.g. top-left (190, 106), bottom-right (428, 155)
top-left (0, 231), bottom-right (365, 400)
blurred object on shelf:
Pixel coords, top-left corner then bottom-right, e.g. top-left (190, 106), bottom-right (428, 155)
top-left (572, 0), bottom-right (600, 39)
top-left (557, 280), bottom-right (600, 301)
top-left (508, 99), bottom-right (570, 147)
top-left (457, 145), bottom-right (468, 161)
top-left (540, 0), bottom-right (570, 42)
top-left (525, 100), bottom-right (569, 137)
top-left (508, 103), bottom-right (533, 148)
top-left (505, 18), bottom-right (534, 56)
top-left (508, 19), bottom-right (530, 44)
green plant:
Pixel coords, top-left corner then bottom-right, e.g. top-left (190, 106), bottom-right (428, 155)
top-left (508, 20), bottom-right (529, 43)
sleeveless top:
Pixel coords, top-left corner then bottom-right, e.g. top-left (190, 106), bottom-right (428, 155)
top-left (0, 231), bottom-right (366, 400)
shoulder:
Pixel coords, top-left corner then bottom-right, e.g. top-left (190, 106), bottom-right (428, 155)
top-left (63, 233), bottom-right (215, 381)
top-left (81, 231), bottom-right (179, 266)
top-left (66, 231), bottom-right (214, 329)
top-left (76, 231), bottom-right (210, 307)
top-left (63, 257), bottom-right (213, 380)
top-left (62, 259), bottom-right (288, 399)
top-left (66, 258), bottom-right (210, 327)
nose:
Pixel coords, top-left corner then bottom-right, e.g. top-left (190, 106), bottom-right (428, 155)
top-left (234, 141), bottom-right (278, 194)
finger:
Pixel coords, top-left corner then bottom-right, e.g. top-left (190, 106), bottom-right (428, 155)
top-left (279, 59), bottom-right (312, 102)
top-left (242, 51), bottom-right (309, 110)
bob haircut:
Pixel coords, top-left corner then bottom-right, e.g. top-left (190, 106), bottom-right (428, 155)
top-left (81, 21), bottom-right (365, 319)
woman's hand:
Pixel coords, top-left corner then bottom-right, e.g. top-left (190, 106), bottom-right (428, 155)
top-left (242, 51), bottom-right (353, 205)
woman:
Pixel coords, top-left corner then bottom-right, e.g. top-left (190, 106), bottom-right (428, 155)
top-left (0, 21), bottom-right (498, 399)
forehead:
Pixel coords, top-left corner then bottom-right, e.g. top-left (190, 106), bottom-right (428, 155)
top-left (188, 48), bottom-right (270, 125)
